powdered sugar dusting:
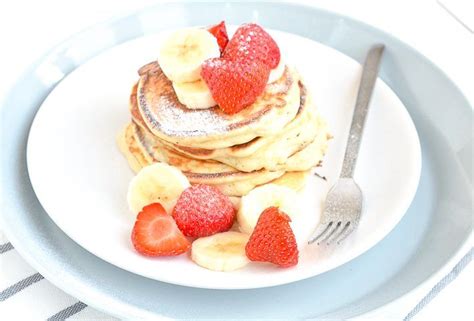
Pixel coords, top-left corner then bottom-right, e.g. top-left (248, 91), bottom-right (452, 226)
top-left (138, 65), bottom-right (232, 137)
top-left (138, 62), bottom-right (292, 139)
top-left (143, 92), bottom-right (230, 137)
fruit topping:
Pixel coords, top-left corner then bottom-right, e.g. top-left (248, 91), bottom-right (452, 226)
top-left (224, 23), bottom-right (280, 68)
top-left (127, 163), bottom-right (190, 214)
top-left (207, 21), bottom-right (229, 53)
top-left (172, 184), bottom-right (236, 237)
top-left (172, 79), bottom-right (217, 109)
top-left (201, 58), bottom-right (270, 114)
top-left (245, 206), bottom-right (298, 267)
top-left (131, 203), bottom-right (191, 256)
top-left (238, 184), bottom-right (299, 234)
top-left (158, 28), bottom-right (220, 83)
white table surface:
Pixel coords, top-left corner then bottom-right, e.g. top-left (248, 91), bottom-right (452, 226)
top-left (0, 0), bottom-right (472, 320)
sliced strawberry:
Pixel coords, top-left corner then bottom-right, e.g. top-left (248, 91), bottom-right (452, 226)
top-left (131, 203), bottom-right (190, 256)
top-left (207, 21), bottom-right (229, 53)
top-left (224, 23), bottom-right (280, 68)
top-left (201, 58), bottom-right (270, 114)
top-left (245, 206), bottom-right (298, 267)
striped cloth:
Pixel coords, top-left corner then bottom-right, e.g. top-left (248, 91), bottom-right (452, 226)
top-left (0, 228), bottom-right (472, 320)
top-left (0, 231), bottom-right (116, 320)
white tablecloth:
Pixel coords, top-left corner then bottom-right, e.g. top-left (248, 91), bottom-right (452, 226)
top-left (1, 0), bottom-right (472, 320)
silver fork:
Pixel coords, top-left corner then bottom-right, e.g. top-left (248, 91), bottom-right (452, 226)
top-left (308, 44), bottom-right (385, 245)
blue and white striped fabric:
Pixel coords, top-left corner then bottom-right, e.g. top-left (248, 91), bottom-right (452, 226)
top-left (0, 231), bottom-right (115, 320)
top-left (1, 227), bottom-right (472, 320)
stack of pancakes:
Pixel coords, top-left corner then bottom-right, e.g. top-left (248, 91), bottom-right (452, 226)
top-left (118, 61), bottom-right (330, 196)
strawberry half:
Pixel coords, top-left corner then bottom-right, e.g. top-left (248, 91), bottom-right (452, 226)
top-left (245, 206), bottom-right (298, 267)
top-left (201, 58), bottom-right (270, 114)
top-left (224, 23), bottom-right (280, 68)
top-left (131, 203), bottom-right (190, 256)
top-left (207, 21), bottom-right (229, 53)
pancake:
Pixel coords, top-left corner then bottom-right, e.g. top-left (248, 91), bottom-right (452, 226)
top-left (132, 99), bottom-right (329, 173)
top-left (119, 59), bottom-right (331, 197)
top-left (133, 105), bottom-right (329, 173)
top-left (130, 123), bottom-right (285, 190)
top-left (271, 170), bottom-right (310, 191)
top-left (219, 114), bottom-right (329, 172)
top-left (131, 80), bottom-right (311, 160)
top-left (119, 123), bottom-right (287, 196)
top-left (117, 124), bottom-right (153, 173)
top-left (136, 61), bottom-right (301, 149)
top-left (274, 126), bottom-right (331, 171)
top-left (129, 83), bottom-right (148, 131)
top-left (118, 124), bottom-right (311, 196)
top-left (131, 78), bottom-right (329, 172)
top-left (130, 82), bottom-right (267, 159)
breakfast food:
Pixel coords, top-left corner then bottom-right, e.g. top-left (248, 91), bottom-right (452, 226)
top-left (191, 231), bottom-right (250, 271)
top-left (201, 58), bottom-right (270, 114)
top-left (245, 207), bottom-right (298, 267)
top-left (172, 184), bottom-right (235, 237)
top-left (118, 22), bottom-right (330, 197)
top-left (157, 28), bottom-right (220, 83)
top-left (127, 162), bottom-right (190, 214)
top-left (131, 203), bottom-right (190, 256)
top-left (223, 23), bottom-right (280, 68)
top-left (207, 21), bottom-right (229, 53)
top-left (119, 22), bottom-right (331, 270)
top-left (172, 79), bottom-right (216, 110)
top-left (238, 184), bottom-right (300, 234)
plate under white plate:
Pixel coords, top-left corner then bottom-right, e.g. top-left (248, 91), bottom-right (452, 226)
top-left (26, 28), bottom-right (421, 289)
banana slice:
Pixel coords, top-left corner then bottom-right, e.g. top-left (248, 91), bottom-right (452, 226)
top-left (173, 79), bottom-right (216, 109)
top-left (158, 28), bottom-right (220, 83)
top-left (127, 162), bottom-right (190, 214)
top-left (191, 231), bottom-right (250, 272)
top-left (267, 59), bottom-right (285, 84)
top-left (238, 184), bottom-right (300, 234)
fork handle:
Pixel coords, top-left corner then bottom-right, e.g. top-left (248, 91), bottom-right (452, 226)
top-left (340, 44), bottom-right (385, 178)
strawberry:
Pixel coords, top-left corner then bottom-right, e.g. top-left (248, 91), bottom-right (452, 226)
top-left (224, 23), bottom-right (280, 69)
top-left (172, 184), bottom-right (235, 237)
top-left (245, 207), bottom-right (298, 267)
top-left (131, 203), bottom-right (190, 256)
top-left (207, 21), bottom-right (229, 53)
top-left (201, 58), bottom-right (270, 114)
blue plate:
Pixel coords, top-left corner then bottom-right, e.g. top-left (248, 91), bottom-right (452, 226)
top-left (1, 2), bottom-right (472, 319)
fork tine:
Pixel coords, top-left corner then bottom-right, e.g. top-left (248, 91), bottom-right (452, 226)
top-left (327, 221), bottom-right (350, 245)
top-left (336, 222), bottom-right (356, 244)
top-left (321, 221), bottom-right (342, 244)
top-left (307, 222), bottom-right (333, 244)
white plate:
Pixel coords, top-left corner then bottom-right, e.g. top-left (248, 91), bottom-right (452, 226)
top-left (26, 28), bottom-right (421, 289)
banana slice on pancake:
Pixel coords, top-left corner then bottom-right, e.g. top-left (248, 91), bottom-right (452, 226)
top-left (158, 29), bottom-right (220, 83)
top-left (172, 79), bottom-right (217, 109)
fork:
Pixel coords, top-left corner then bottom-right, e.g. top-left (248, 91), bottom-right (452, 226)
top-left (308, 44), bottom-right (385, 245)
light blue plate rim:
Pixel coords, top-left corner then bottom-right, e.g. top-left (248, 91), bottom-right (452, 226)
top-left (1, 1), bottom-right (472, 319)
